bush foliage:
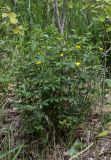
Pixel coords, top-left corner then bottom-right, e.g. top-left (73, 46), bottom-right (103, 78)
top-left (0, 0), bottom-right (111, 136)
top-left (9, 26), bottom-right (101, 133)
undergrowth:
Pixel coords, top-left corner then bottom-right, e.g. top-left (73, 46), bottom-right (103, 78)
top-left (0, 0), bottom-right (111, 159)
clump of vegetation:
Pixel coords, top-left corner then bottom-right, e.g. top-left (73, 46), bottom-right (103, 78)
top-left (0, 0), bottom-right (111, 159)
top-left (11, 26), bottom-right (101, 135)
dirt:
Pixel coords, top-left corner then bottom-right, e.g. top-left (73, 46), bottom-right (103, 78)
top-left (1, 91), bottom-right (111, 160)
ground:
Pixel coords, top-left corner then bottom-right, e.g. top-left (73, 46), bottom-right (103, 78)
top-left (1, 91), bottom-right (111, 160)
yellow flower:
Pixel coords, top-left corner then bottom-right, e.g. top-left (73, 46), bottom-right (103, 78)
top-left (36, 61), bottom-right (42, 65)
top-left (75, 61), bottom-right (81, 66)
top-left (99, 47), bottom-right (104, 51)
top-left (59, 53), bottom-right (64, 57)
top-left (75, 44), bottom-right (81, 49)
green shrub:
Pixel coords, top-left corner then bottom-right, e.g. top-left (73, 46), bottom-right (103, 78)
top-left (10, 26), bottom-right (102, 134)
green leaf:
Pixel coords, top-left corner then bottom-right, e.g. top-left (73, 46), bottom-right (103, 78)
top-left (73, 141), bottom-right (85, 150)
top-left (104, 0), bottom-right (111, 5)
top-left (105, 6), bottom-right (111, 17)
top-left (98, 16), bottom-right (105, 22)
top-left (105, 79), bottom-right (111, 87)
top-left (68, 1), bottom-right (74, 9)
top-left (97, 130), bottom-right (109, 138)
top-left (106, 26), bottom-right (111, 32)
top-left (65, 147), bottom-right (77, 156)
top-left (59, 119), bottom-right (67, 125)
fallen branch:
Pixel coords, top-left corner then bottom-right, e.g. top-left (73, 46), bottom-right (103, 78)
top-left (69, 143), bottom-right (94, 160)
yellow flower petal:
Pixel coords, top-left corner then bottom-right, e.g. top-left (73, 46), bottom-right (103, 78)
top-left (75, 44), bottom-right (81, 49)
top-left (36, 61), bottom-right (42, 65)
top-left (10, 18), bottom-right (18, 24)
top-left (75, 61), bottom-right (81, 66)
top-left (99, 47), bottom-right (104, 51)
top-left (2, 13), bottom-right (9, 18)
top-left (8, 12), bottom-right (17, 19)
top-left (59, 53), bottom-right (64, 57)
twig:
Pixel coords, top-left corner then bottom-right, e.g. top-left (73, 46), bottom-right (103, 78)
top-left (69, 143), bottom-right (94, 160)
top-left (102, 47), bottom-right (111, 57)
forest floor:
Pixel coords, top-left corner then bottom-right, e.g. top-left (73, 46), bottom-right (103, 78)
top-left (1, 92), bottom-right (111, 160)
